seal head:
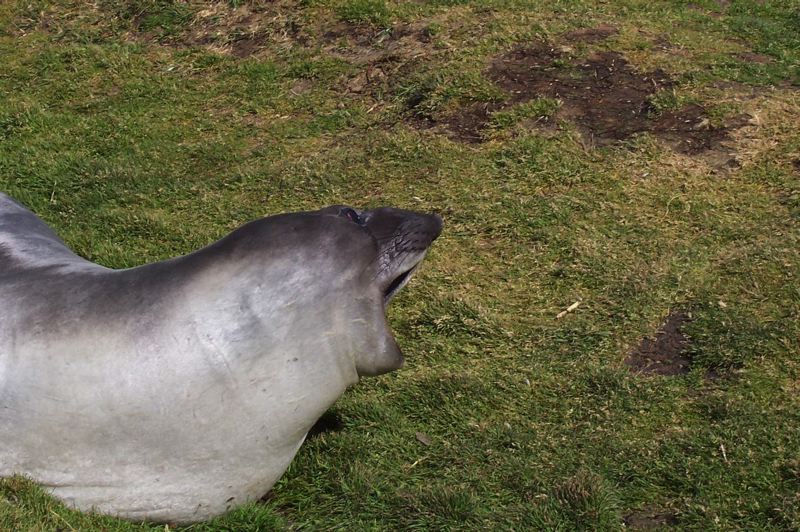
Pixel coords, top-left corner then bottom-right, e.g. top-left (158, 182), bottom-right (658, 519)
top-left (319, 205), bottom-right (443, 375)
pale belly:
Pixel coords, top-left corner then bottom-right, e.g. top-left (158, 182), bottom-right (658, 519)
top-left (0, 321), bottom-right (351, 523)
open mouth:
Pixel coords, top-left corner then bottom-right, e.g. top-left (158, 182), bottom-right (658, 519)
top-left (383, 263), bottom-right (421, 304)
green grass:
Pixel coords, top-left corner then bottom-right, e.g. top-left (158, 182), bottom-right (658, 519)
top-left (336, 0), bottom-right (391, 26)
top-left (1, 0), bottom-right (799, 529)
top-left (490, 98), bottom-right (562, 128)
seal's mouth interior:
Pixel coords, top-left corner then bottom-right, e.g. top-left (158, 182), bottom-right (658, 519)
top-left (383, 263), bottom-right (420, 303)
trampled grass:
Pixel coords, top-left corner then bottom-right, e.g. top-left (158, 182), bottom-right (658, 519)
top-left (1, 0), bottom-right (799, 529)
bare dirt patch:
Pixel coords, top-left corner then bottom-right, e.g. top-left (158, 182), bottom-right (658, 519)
top-left (687, 2), bottom-right (726, 18)
top-left (490, 44), bottom-right (664, 143)
top-left (326, 22), bottom-right (436, 98)
top-left (345, 65), bottom-right (390, 93)
top-left (188, 4), bottom-right (308, 57)
top-left (735, 51), bottom-right (774, 64)
top-left (323, 22), bottom-right (431, 65)
top-left (652, 34), bottom-right (674, 51)
top-left (406, 41), bottom-right (748, 154)
top-left (125, 2), bottom-right (309, 57)
top-left (625, 311), bottom-right (691, 376)
top-left (624, 508), bottom-right (679, 529)
top-left (436, 101), bottom-right (503, 143)
top-left (654, 103), bottom-right (750, 156)
top-left (488, 44), bottom-right (747, 153)
top-left (563, 24), bottom-right (618, 43)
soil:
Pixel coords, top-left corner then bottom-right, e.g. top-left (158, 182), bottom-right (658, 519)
top-left (653, 103), bottom-right (749, 156)
top-left (325, 22), bottom-right (435, 99)
top-left (624, 508), bottom-right (679, 529)
top-left (346, 65), bottom-right (389, 93)
top-left (736, 52), bottom-right (774, 64)
top-left (563, 24), bottom-right (618, 43)
top-left (625, 311), bottom-right (691, 376)
top-left (403, 40), bottom-right (749, 154)
top-left (323, 22), bottom-right (431, 66)
top-left (487, 44), bottom-right (746, 153)
top-left (128, 2), bottom-right (309, 57)
top-left (124, 5), bottom-right (434, 65)
top-left (230, 36), bottom-right (263, 59)
top-left (688, 3), bottom-right (724, 18)
top-left (652, 34), bottom-right (674, 50)
top-left (290, 78), bottom-right (314, 95)
top-left (438, 101), bottom-right (503, 143)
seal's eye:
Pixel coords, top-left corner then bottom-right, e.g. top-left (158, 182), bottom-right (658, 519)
top-left (340, 208), bottom-right (361, 224)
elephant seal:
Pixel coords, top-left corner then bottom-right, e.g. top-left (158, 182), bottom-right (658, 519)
top-left (0, 192), bottom-right (442, 523)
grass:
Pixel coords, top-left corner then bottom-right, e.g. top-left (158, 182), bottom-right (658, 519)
top-left (336, 0), bottom-right (391, 26)
top-left (1, 0), bottom-right (799, 529)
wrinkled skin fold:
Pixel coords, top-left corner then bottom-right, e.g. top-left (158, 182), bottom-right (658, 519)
top-left (0, 193), bottom-right (442, 523)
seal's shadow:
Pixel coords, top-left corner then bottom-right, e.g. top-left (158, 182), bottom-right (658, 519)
top-left (307, 410), bottom-right (344, 439)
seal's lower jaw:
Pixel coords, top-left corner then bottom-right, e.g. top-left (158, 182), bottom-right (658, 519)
top-left (383, 262), bottom-right (421, 304)
top-left (383, 250), bottom-right (427, 305)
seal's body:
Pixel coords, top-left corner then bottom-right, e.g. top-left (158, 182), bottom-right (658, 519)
top-left (0, 193), bottom-right (441, 523)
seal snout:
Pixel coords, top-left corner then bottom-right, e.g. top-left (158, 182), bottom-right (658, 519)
top-left (319, 204), bottom-right (441, 303)
top-left (430, 212), bottom-right (444, 238)
top-left (355, 207), bottom-right (443, 303)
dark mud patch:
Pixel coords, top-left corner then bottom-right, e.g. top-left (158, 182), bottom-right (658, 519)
top-left (229, 36), bottom-right (264, 58)
top-left (563, 24), bottom-right (618, 43)
top-left (653, 103), bottom-right (750, 157)
top-left (625, 311), bottom-right (691, 376)
top-left (408, 41), bottom-right (750, 148)
top-left (437, 101), bottom-right (504, 143)
top-left (624, 508), bottom-right (679, 529)
top-left (487, 44), bottom-right (747, 154)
